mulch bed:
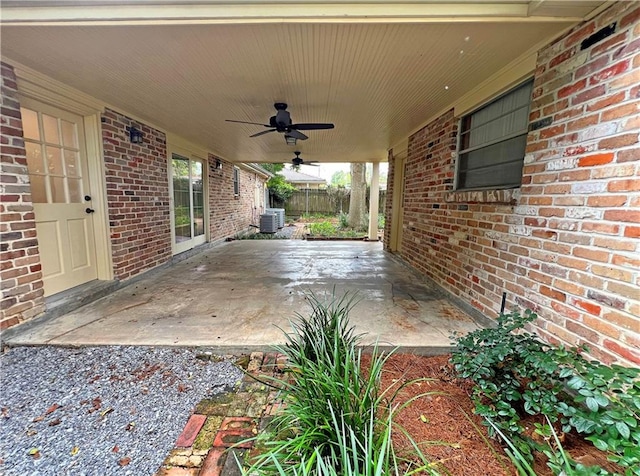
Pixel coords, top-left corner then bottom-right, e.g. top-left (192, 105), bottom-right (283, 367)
top-left (304, 235), bottom-right (368, 241)
top-left (364, 353), bottom-right (621, 476)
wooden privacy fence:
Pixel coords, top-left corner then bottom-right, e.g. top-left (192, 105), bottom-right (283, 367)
top-left (280, 189), bottom-right (387, 216)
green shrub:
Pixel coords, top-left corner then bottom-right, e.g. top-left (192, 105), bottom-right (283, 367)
top-left (451, 309), bottom-right (640, 474)
top-left (488, 416), bottom-right (609, 476)
top-left (268, 174), bottom-right (298, 203)
top-left (238, 232), bottom-right (286, 240)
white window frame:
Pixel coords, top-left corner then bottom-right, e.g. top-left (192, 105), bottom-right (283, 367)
top-left (455, 78), bottom-right (534, 191)
top-left (233, 166), bottom-right (240, 196)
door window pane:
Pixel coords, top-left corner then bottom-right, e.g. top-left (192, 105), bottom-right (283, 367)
top-left (172, 156), bottom-right (191, 244)
top-left (26, 142), bottom-right (45, 174)
top-left (64, 150), bottom-right (80, 177)
top-left (46, 146), bottom-right (64, 175)
top-left (68, 178), bottom-right (83, 203)
top-left (43, 114), bottom-right (60, 145)
top-left (61, 120), bottom-right (78, 148)
top-left (29, 175), bottom-right (47, 203)
top-left (50, 176), bottom-right (67, 203)
top-left (192, 161), bottom-right (204, 237)
top-left (193, 206), bottom-right (204, 237)
top-left (22, 108), bottom-right (40, 140)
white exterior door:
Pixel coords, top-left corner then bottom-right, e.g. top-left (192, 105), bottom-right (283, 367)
top-left (21, 99), bottom-right (98, 296)
top-left (390, 151), bottom-right (407, 253)
top-left (172, 154), bottom-right (207, 254)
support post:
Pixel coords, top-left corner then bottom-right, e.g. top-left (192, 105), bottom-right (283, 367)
top-left (368, 162), bottom-right (380, 241)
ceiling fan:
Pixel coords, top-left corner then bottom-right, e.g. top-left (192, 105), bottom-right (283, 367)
top-left (226, 103), bottom-right (334, 142)
top-left (291, 151), bottom-right (318, 167)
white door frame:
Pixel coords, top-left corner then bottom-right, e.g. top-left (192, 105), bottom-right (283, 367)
top-left (17, 75), bottom-right (113, 287)
top-left (167, 138), bottom-right (209, 255)
top-left (389, 143), bottom-right (408, 253)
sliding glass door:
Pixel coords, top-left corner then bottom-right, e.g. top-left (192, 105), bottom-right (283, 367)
top-left (172, 154), bottom-right (206, 254)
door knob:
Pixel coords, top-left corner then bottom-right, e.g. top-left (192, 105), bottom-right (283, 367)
top-left (85, 208), bottom-right (95, 214)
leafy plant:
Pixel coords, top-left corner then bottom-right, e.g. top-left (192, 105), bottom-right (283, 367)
top-left (451, 310), bottom-right (570, 437)
top-left (301, 212), bottom-right (337, 222)
top-left (562, 359), bottom-right (640, 470)
top-left (307, 220), bottom-right (367, 238)
top-left (488, 416), bottom-right (609, 476)
top-left (338, 211), bottom-right (349, 229)
top-left (307, 221), bottom-right (337, 236)
top-left (451, 309), bottom-right (640, 474)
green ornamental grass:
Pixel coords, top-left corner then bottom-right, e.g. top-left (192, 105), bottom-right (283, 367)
top-left (242, 291), bottom-right (439, 475)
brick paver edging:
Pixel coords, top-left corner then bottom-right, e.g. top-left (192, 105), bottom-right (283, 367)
top-left (154, 352), bottom-right (285, 476)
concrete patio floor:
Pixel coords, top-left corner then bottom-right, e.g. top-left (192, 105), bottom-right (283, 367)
top-left (4, 241), bottom-right (484, 352)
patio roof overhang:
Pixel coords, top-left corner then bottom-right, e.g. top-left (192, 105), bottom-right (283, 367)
top-left (1, 1), bottom-right (607, 165)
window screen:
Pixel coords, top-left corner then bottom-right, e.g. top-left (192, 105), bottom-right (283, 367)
top-left (457, 79), bottom-right (533, 190)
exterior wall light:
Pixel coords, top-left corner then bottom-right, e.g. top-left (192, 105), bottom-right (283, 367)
top-left (215, 159), bottom-right (223, 170)
top-left (129, 126), bottom-right (143, 144)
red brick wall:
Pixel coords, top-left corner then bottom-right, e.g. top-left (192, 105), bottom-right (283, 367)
top-left (524, 2), bottom-right (639, 364)
top-left (208, 155), bottom-right (265, 241)
top-left (0, 62), bottom-right (46, 330)
top-left (102, 109), bottom-right (172, 280)
top-left (391, 3), bottom-right (640, 365)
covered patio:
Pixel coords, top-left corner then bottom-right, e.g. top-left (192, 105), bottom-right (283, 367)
top-left (3, 240), bottom-right (484, 352)
top-left (2, 1), bottom-right (637, 365)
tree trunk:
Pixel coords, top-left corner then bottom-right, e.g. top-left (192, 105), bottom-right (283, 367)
top-left (348, 163), bottom-right (366, 230)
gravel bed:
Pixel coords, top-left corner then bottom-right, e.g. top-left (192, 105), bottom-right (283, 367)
top-left (0, 346), bottom-right (243, 476)
top-left (274, 224), bottom-right (299, 239)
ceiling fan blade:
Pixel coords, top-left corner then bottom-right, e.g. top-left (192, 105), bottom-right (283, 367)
top-left (305, 162), bottom-right (320, 166)
top-left (287, 129), bottom-right (308, 140)
top-left (226, 119), bottom-right (270, 127)
top-left (250, 129), bottom-right (276, 138)
top-left (291, 123), bottom-right (335, 131)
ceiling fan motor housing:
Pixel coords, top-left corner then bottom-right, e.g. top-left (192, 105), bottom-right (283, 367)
top-left (271, 110), bottom-right (292, 131)
top-left (226, 102), bottom-right (332, 141)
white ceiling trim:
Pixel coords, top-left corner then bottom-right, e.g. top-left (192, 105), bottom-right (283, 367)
top-left (0, 2), bottom-right (593, 26)
top-left (11, 58), bottom-right (106, 115)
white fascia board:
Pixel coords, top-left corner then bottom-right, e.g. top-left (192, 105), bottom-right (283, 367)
top-left (1, 2), bottom-right (591, 26)
top-left (241, 163), bottom-right (273, 179)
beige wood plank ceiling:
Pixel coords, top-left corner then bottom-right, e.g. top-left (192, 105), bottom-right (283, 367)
top-left (1, 1), bottom-right (606, 164)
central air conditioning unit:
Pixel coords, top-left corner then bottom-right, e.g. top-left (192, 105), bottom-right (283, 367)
top-left (260, 213), bottom-right (278, 233)
top-left (265, 208), bottom-right (285, 228)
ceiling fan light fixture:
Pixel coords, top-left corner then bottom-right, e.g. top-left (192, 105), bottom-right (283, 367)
top-left (285, 135), bottom-right (297, 145)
